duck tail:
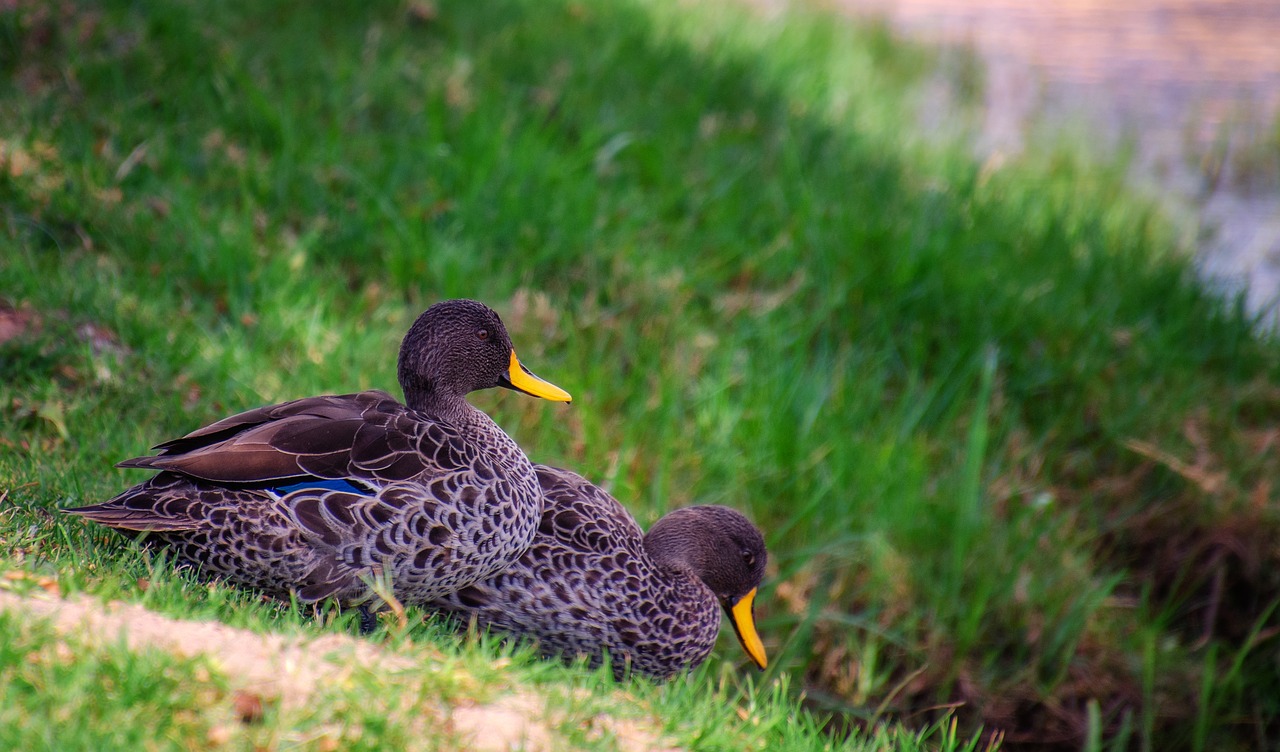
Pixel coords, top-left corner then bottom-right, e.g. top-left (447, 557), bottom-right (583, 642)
top-left (63, 501), bottom-right (200, 532)
top-left (65, 479), bottom-right (205, 533)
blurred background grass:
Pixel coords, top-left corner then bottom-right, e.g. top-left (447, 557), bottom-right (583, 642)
top-left (2, 0), bottom-right (1279, 748)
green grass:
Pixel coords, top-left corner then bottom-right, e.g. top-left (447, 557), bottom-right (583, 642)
top-left (0, 612), bottom-right (229, 750)
top-left (2, 0), bottom-right (1279, 749)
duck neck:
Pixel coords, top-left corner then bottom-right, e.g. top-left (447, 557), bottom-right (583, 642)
top-left (406, 386), bottom-right (519, 451)
top-left (406, 386), bottom-right (477, 425)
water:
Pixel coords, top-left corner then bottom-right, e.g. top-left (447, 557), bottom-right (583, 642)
top-left (806, 0), bottom-right (1280, 317)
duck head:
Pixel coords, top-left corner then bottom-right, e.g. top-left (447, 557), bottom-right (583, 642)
top-left (397, 299), bottom-right (571, 412)
top-left (644, 505), bottom-right (769, 670)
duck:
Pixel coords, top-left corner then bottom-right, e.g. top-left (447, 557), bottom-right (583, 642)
top-left (429, 464), bottom-right (768, 680)
top-left (66, 299), bottom-right (572, 622)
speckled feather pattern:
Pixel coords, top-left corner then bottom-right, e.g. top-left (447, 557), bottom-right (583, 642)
top-left (67, 300), bottom-right (555, 611)
top-left (430, 466), bottom-right (724, 681)
top-left (78, 390), bottom-right (542, 606)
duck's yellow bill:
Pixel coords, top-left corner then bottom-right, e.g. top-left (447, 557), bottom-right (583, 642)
top-left (728, 587), bottom-right (768, 670)
top-left (504, 350), bottom-right (572, 402)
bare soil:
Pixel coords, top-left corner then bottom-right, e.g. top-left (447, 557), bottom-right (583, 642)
top-left (0, 589), bottom-right (677, 752)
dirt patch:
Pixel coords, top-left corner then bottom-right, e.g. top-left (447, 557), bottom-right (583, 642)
top-left (0, 590), bottom-right (677, 752)
top-left (0, 301), bottom-right (40, 346)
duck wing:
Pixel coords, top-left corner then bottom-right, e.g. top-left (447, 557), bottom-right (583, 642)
top-left (534, 465), bottom-right (645, 554)
top-left (116, 390), bottom-right (444, 486)
top-left (150, 391), bottom-right (398, 455)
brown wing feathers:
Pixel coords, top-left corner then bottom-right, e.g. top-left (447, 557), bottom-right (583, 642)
top-left (117, 392), bottom-right (415, 485)
top-left (148, 391), bottom-right (396, 454)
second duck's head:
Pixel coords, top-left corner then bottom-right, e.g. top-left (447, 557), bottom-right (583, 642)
top-left (397, 299), bottom-right (571, 411)
top-left (644, 505), bottom-right (769, 670)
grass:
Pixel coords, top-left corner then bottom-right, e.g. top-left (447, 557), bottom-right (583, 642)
top-left (1, 0), bottom-right (1279, 748)
top-left (1187, 96), bottom-right (1280, 198)
top-left (0, 612), bottom-right (230, 750)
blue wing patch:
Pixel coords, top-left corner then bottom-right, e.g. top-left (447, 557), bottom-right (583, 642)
top-left (274, 478), bottom-right (369, 495)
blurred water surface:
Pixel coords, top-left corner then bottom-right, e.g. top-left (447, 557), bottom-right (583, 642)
top-left (808, 0), bottom-right (1280, 316)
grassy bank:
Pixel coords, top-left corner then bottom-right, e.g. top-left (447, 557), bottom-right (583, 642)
top-left (2, 0), bottom-right (1278, 748)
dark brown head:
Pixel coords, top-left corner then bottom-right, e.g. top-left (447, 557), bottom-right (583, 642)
top-left (644, 505), bottom-right (769, 669)
top-left (396, 299), bottom-right (571, 412)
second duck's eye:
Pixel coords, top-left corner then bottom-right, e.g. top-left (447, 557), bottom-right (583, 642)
top-left (742, 550), bottom-right (755, 567)
top-left (477, 328), bottom-right (488, 340)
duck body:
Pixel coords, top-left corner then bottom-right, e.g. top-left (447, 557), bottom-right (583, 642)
top-left (430, 465), bottom-right (768, 680)
top-left (67, 300), bottom-right (572, 610)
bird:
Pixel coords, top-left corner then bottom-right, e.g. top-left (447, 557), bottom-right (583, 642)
top-left (429, 464), bottom-right (768, 680)
top-left (66, 299), bottom-right (572, 625)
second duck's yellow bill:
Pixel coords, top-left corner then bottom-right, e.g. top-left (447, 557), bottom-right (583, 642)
top-left (729, 587), bottom-right (768, 670)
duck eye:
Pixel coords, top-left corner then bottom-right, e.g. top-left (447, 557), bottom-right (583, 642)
top-left (477, 328), bottom-right (488, 340)
top-left (741, 550), bottom-right (755, 567)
